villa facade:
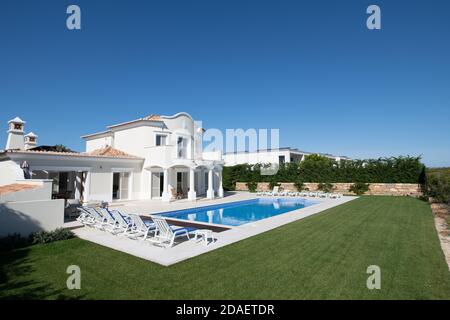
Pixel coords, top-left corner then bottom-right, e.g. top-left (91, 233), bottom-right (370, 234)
top-left (0, 113), bottom-right (224, 203)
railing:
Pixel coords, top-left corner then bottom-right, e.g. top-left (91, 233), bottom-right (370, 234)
top-left (144, 145), bottom-right (175, 168)
top-left (144, 145), bottom-right (220, 168)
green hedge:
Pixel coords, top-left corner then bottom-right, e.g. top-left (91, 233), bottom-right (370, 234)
top-left (426, 168), bottom-right (450, 204)
top-left (223, 155), bottom-right (426, 191)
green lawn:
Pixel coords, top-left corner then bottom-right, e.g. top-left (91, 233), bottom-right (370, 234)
top-left (1, 196), bottom-right (450, 299)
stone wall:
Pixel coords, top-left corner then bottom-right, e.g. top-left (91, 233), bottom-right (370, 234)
top-left (234, 182), bottom-right (422, 197)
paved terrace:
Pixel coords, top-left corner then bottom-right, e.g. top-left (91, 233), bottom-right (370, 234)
top-left (73, 192), bottom-right (358, 266)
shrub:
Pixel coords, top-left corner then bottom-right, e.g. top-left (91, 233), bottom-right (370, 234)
top-left (294, 179), bottom-right (305, 192)
top-left (426, 174), bottom-right (450, 204)
top-left (317, 182), bottom-right (334, 193)
top-left (349, 182), bottom-right (370, 195)
top-left (246, 181), bottom-right (258, 192)
top-left (223, 156), bottom-right (425, 184)
top-left (269, 178), bottom-right (281, 190)
top-left (30, 228), bottom-right (75, 245)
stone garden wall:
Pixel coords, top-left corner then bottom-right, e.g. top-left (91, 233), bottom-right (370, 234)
top-left (234, 182), bottom-right (422, 197)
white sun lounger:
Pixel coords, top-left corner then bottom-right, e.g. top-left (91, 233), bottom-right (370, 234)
top-left (329, 193), bottom-right (343, 199)
top-left (150, 215), bottom-right (198, 248)
top-left (107, 209), bottom-right (134, 235)
top-left (77, 207), bottom-right (97, 226)
top-left (78, 206), bottom-right (108, 229)
top-left (128, 213), bottom-right (157, 240)
top-left (97, 207), bottom-right (120, 230)
top-left (267, 186), bottom-right (280, 196)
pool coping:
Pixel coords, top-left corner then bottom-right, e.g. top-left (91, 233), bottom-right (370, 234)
top-left (73, 195), bottom-right (358, 266)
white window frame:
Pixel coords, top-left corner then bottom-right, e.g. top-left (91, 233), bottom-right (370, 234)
top-left (155, 134), bottom-right (168, 147)
top-left (177, 136), bottom-right (188, 159)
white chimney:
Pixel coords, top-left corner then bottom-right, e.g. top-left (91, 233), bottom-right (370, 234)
top-left (24, 132), bottom-right (38, 150)
top-left (5, 117), bottom-right (26, 150)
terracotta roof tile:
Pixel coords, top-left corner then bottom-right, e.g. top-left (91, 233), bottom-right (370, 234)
top-left (0, 183), bottom-right (39, 195)
top-left (85, 146), bottom-right (140, 158)
top-left (143, 114), bottom-right (161, 121)
top-left (4, 148), bottom-right (143, 160)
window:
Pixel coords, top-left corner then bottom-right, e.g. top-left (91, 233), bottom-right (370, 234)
top-left (155, 134), bottom-right (167, 146)
top-left (279, 155), bottom-right (285, 165)
top-left (177, 137), bottom-right (187, 158)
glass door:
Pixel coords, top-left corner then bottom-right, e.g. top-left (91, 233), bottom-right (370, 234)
top-left (113, 173), bottom-right (120, 200)
top-left (120, 172), bottom-right (130, 200)
top-left (151, 172), bottom-right (163, 198)
top-left (113, 172), bottom-right (130, 200)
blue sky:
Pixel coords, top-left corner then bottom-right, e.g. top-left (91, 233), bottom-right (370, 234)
top-left (1, 0), bottom-right (449, 167)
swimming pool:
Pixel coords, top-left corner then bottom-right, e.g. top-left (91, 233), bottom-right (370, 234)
top-left (157, 198), bottom-right (318, 227)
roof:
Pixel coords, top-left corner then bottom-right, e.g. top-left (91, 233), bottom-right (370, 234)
top-left (223, 147), bottom-right (351, 159)
top-left (2, 147), bottom-right (143, 160)
top-left (29, 145), bottom-right (76, 153)
top-left (143, 114), bottom-right (161, 121)
top-left (81, 112), bottom-right (195, 139)
top-left (25, 132), bottom-right (38, 137)
top-left (107, 116), bottom-right (164, 130)
top-left (0, 183), bottom-right (39, 195)
top-left (8, 117), bottom-right (25, 124)
top-left (223, 147), bottom-right (309, 155)
top-left (85, 146), bottom-right (141, 158)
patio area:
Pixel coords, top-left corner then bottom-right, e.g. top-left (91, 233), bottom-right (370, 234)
top-left (72, 192), bottom-right (357, 266)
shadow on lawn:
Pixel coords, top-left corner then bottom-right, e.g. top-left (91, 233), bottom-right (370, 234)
top-left (0, 246), bottom-right (85, 300)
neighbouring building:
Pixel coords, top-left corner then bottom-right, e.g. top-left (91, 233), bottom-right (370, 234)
top-left (0, 112), bottom-right (224, 204)
top-left (223, 147), bottom-right (350, 166)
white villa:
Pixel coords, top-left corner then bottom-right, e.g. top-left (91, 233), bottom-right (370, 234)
top-left (0, 113), bottom-right (224, 204)
top-left (223, 147), bottom-right (350, 166)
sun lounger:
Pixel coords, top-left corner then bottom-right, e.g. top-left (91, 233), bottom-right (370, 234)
top-left (329, 193), bottom-right (343, 199)
top-left (128, 213), bottom-right (157, 240)
top-left (107, 209), bottom-right (134, 235)
top-left (267, 186), bottom-right (280, 196)
top-left (150, 215), bottom-right (198, 248)
top-left (78, 206), bottom-right (107, 229)
top-left (77, 207), bottom-right (96, 226)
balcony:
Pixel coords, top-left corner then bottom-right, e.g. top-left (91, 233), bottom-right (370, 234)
top-left (144, 145), bottom-right (195, 169)
top-left (144, 145), bottom-right (175, 168)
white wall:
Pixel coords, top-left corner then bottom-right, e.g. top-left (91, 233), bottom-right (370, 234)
top-left (0, 159), bottom-right (24, 186)
top-left (202, 151), bottom-right (222, 161)
top-left (223, 150), bottom-right (291, 166)
top-left (86, 135), bottom-right (113, 152)
top-left (88, 171), bottom-right (113, 202)
top-left (113, 126), bottom-right (155, 158)
top-left (0, 199), bottom-right (65, 236)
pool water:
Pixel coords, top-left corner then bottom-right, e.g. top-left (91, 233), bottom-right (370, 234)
top-left (157, 198), bottom-right (317, 227)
